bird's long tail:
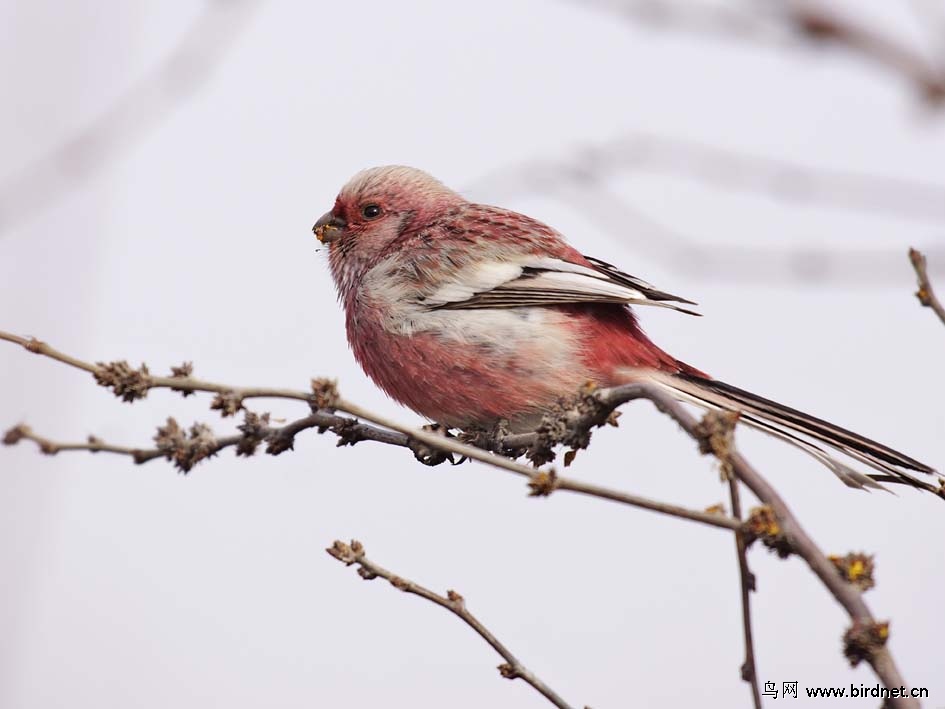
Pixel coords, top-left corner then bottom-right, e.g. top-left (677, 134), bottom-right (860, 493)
top-left (643, 370), bottom-right (941, 496)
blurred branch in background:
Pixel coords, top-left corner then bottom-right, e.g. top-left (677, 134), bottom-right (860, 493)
top-left (581, 0), bottom-right (945, 102)
top-left (0, 327), bottom-right (931, 708)
top-left (780, 0), bottom-right (945, 102)
top-left (0, 0), bottom-right (261, 237)
top-left (470, 133), bottom-right (945, 284)
top-left (909, 0), bottom-right (945, 70)
top-left (2, 0), bottom-right (940, 290)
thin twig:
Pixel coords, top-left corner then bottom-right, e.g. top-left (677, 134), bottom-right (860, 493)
top-left (694, 411), bottom-right (762, 707)
top-left (635, 389), bottom-right (919, 709)
top-left (731, 447), bottom-right (913, 707)
top-left (0, 329), bottom-right (741, 532)
top-left (728, 477), bottom-right (762, 709)
top-left (909, 248), bottom-right (945, 327)
top-left (1, 414), bottom-right (351, 469)
top-left (326, 540), bottom-right (579, 709)
top-left (4, 419), bottom-right (739, 531)
top-left (0, 330), bottom-right (312, 403)
top-left (3, 424), bottom-right (168, 464)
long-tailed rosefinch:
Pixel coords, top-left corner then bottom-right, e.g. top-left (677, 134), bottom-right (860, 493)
top-left (314, 166), bottom-right (938, 494)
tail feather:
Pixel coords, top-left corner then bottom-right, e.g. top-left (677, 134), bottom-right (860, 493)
top-left (643, 371), bottom-right (941, 495)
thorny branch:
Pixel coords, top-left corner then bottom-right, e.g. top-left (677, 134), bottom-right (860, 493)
top-left (909, 248), bottom-right (945, 327)
top-left (326, 540), bottom-right (579, 709)
top-left (0, 328), bottom-right (923, 707)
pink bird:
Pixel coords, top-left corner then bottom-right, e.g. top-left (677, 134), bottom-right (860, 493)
top-left (314, 165), bottom-right (939, 494)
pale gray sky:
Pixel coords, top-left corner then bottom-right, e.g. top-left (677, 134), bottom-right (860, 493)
top-left (1, 2), bottom-right (944, 707)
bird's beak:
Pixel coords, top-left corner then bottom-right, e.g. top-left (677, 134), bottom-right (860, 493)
top-left (313, 211), bottom-right (347, 244)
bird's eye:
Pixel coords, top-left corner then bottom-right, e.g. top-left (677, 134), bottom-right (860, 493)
top-left (360, 204), bottom-right (382, 220)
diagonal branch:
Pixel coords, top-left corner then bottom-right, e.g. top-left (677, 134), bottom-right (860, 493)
top-left (909, 248), bottom-right (945, 327)
top-left (582, 1), bottom-right (945, 103)
top-left (783, 0), bottom-right (945, 103)
top-left (326, 540), bottom-right (579, 709)
top-left (638, 392), bottom-right (919, 709)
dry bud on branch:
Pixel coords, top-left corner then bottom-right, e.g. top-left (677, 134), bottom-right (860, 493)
top-left (527, 469), bottom-right (558, 497)
top-left (169, 362), bottom-right (195, 397)
top-left (743, 506), bottom-right (793, 558)
top-left (909, 249), bottom-right (945, 328)
top-left (94, 360), bottom-right (152, 402)
top-left (843, 620), bottom-right (890, 667)
top-left (829, 553), bottom-right (876, 593)
top-left (3, 424), bottom-right (29, 446)
top-left (154, 418), bottom-right (219, 473)
top-left (210, 391), bottom-right (244, 417)
top-left (695, 410), bottom-right (740, 480)
top-left (310, 378), bottom-right (339, 411)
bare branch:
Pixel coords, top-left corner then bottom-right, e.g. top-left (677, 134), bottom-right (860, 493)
top-left (3, 424), bottom-right (166, 464)
top-left (0, 329), bottom-right (741, 532)
top-left (694, 409), bottom-right (762, 707)
top-left (326, 540), bottom-right (579, 709)
top-left (0, 330), bottom-right (922, 703)
top-left (909, 248), bottom-right (945, 327)
top-left (640, 391), bottom-right (919, 709)
top-left (729, 477), bottom-right (762, 709)
top-left (1, 412), bottom-right (399, 472)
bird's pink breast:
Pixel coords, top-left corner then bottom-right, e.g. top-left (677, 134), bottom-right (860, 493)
top-left (346, 306), bottom-right (578, 429)
top-left (345, 299), bottom-right (700, 430)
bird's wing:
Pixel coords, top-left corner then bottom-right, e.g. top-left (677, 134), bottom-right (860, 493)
top-left (425, 255), bottom-right (700, 315)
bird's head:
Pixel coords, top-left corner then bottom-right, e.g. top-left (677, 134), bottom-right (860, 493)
top-left (313, 166), bottom-right (463, 275)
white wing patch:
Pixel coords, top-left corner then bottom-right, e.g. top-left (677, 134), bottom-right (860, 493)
top-left (425, 262), bottom-right (523, 306)
top-left (425, 256), bottom-right (699, 315)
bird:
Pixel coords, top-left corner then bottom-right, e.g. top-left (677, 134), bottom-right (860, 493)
top-left (313, 165), bottom-right (940, 495)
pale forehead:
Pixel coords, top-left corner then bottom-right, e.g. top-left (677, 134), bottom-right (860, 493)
top-left (340, 165), bottom-right (456, 201)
